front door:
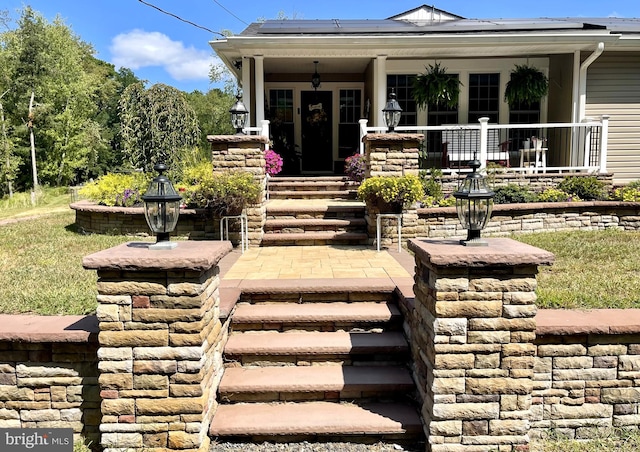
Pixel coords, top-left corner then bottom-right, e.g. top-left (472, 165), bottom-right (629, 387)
top-left (301, 91), bottom-right (332, 173)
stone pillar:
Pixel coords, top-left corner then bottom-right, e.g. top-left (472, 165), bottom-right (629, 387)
top-left (407, 238), bottom-right (554, 452)
top-left (362, 133), bottom-right (423, 249)
top-left (207, 135), bottom-right (269, 247)
top-left (83, 241), bottom-right (232, 452)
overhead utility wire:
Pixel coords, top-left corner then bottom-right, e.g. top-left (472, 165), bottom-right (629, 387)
top-left (137, 0), bottom-right (226, 37)
top-left (211, 0), bottom-right (249, 26)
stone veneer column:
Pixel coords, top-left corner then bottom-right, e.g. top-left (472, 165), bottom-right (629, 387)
top-left (362, 133), bottom-right (423, 249)
top-left (83, 241), bottom-right (232, 452)
top-left (207, 135), bottom-right (269, 247)
top-left (407, 238), bottom-right (554, 452)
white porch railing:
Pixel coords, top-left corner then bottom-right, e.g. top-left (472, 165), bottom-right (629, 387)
top-left (243, 119), bottom-right (271, 150)
top-left (358, 116), bottom-right (610, 175)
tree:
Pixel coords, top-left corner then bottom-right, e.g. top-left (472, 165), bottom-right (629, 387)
top-left (119, 83), bottom-right (200, 173)
top-left (184, 88), bottom-right (235, 152)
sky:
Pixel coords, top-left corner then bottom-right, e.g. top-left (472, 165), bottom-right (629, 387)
top-left (3, 1), bottom-right (639, 93)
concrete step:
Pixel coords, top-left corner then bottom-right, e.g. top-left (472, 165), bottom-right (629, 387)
top-left (224, 331), bottom-right (409, 366)
top-left (219, 366), bottom-right (415, 402)
top-left (232, 301), bottom-right (401, 332)
top-left (209, 401), bottom-right (423, 440)
top-left (261, 231), bottom-right (369, 246)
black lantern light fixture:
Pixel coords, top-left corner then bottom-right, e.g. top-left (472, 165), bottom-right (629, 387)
top-left (382, 89), bottom-right (402, 132)
top-left (311, 61), bottom-right (321, 91)
top-left (229, 92), bottom-right (249, 135)
top-left (453, 154), bottom-right (495, 246)
top-left (142, 163), bottom-right (182, 250)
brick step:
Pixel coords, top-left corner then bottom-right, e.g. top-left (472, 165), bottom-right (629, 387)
top-left (260, 231), bottom-right (369, 246)
top-left (268, 190), bottom-right (357, 200)
top-left (238, 287), bottom-right (395, 305)
top-left (232, 301), bottom-right (401, 332)
top-left (266, 204), bottom-right (365, 219)
top-left (224, 331), bottom-right (409, 366)
top-left (268, 181), bottom-right (358, 191)
top-left (264, 218), bottom-right (366, 234)
top-left (219, 366), bottom-right (415, 402)
top-left (209, 401), bottom-right (423, 441)
top-left (269, 176), bottom-right (351, 182)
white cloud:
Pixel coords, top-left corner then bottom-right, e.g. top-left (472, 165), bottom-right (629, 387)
top-left (110, 29), bottom-right (217, 81)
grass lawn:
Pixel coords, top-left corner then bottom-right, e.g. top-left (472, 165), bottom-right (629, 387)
top-left (535, 429), bottom-right (640, 452)
top-left (0, 209), bottom-right (145, 315)
top-left (0, 187), bottom-right (72, 221)
top-left (515, 229), bottom-right (640, 309)
top-left (1, 207), bottom-right (640, 314)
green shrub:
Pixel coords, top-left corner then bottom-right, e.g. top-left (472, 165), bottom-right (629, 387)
top-left (79, 172), bottom-right (151, 207)
top-left (419, 168), bottom-right (444, 200)
top-left (493, 184), bottom-right (537, 204)
top-left (185, 167), bottom-right (261, 215)
top-left (357, 175), bottom-right (423, 207)
top-left (538, 188), bottom-right (576, 202)
top-left (557, 176), bottom-right (608, 201)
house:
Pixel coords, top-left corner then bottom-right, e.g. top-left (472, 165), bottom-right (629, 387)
top-left (210, 5), bottom-right (640, 183)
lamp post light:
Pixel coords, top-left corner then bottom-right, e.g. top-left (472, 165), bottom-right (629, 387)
top-left (229, 92), bottom-right (249, 135)
top-left (453, 155), bottom-right (495, 246)
top-left (142, 163), bottom-right (182, 250)
top-left (382, 89), bottom-right (402, 133)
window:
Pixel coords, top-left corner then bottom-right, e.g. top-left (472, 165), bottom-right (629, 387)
top-left (387, 75), bottom-right (417, 126)
top-left (509, 100), bottom-right (541, 152)
top-left (468, 73), bottom-right (500, 123)
top-left (268, 89), bottom-right (296, 173)
top-left (338, 89), bottom-right (361, 158)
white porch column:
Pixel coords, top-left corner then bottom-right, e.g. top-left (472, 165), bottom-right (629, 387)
top-left (599, 114), bottom-right (610, 174)
top-left (374, 55), bottom-right (387, 128)
top-left (241, 57), bottom-right (252, 127)
top-left (478, 117), bottom-right (489, 171)
top-left (254, 55), bottom-right (265, 126)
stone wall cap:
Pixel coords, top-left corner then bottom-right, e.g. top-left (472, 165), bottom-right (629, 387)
top-left (207, 134), bottom-right (269, 144)
top-left (0, 314), bottom-right (97, 343)
top-left (408, 238), bottom-right (555, 267)
top-left (537, 309), bottom-right (640, 335)
top-left (363, 133), bottom-right (424, 142)
top-left (83, 241), bottom-right (232, 272)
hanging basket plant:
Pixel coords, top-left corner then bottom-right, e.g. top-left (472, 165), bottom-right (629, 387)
top-left (504, 64), bottom-right (549, 106)
top-left (412, 62), bottom-right (462, 109)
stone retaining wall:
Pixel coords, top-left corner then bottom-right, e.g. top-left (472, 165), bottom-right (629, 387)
top-left (0, 315), bottom-right (100, 445)
top-left (413, 201), bottom-right (640, 241)
top-left (531, 309), bottom-right (640, 440)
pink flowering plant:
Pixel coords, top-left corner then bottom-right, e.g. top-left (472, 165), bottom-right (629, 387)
top-left (344, 153), bottom-right (366, 182)
top-left (264, 150), bottom-right (283, 176)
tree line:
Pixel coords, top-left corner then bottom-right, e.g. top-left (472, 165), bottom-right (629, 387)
top-left (0, 6), bottom-right (235, 197)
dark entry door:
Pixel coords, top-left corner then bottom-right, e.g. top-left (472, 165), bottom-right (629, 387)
top-left (301, 91), bottom-right (332, 172)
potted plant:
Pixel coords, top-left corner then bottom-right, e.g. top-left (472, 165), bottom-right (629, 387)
top-left (412, 62), bottom-right (462, 109)
top-left (504, 64), bottom-right (549, 106)
top-left (183, 164), bottom-right (261, 216)
top-left (357, 175), bottom-right (423, 213)
top-left (344, 153), bottom-right (366, 183)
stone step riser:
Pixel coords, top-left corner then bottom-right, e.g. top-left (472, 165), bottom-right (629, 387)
top-left (264, 225), bottom-right (366, 234)
top-left (238, 293), bottom-right (394, 304)
top-left (221, 390), bottom-right (413, 403)
top-left (266, 212), bottom-right (365, 221)
top-left (260, 236), bottom-right (369, 247)
top-left (231, 322), bottom-right (401, 333)
top-left (269, 193), bottom-right (357, 200)
top-left (268, 185), bottom-right (357, 192)
top-left (225, 352), bottom-right (409, 367)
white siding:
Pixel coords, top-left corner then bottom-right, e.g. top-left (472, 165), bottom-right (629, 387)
top-left (585, 52), bottom-right (640, 184)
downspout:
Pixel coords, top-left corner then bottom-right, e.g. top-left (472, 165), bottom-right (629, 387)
top-left (578, 42), bottom-right (604, 122)
top-left (570, 42), bottom-right (604, 166)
